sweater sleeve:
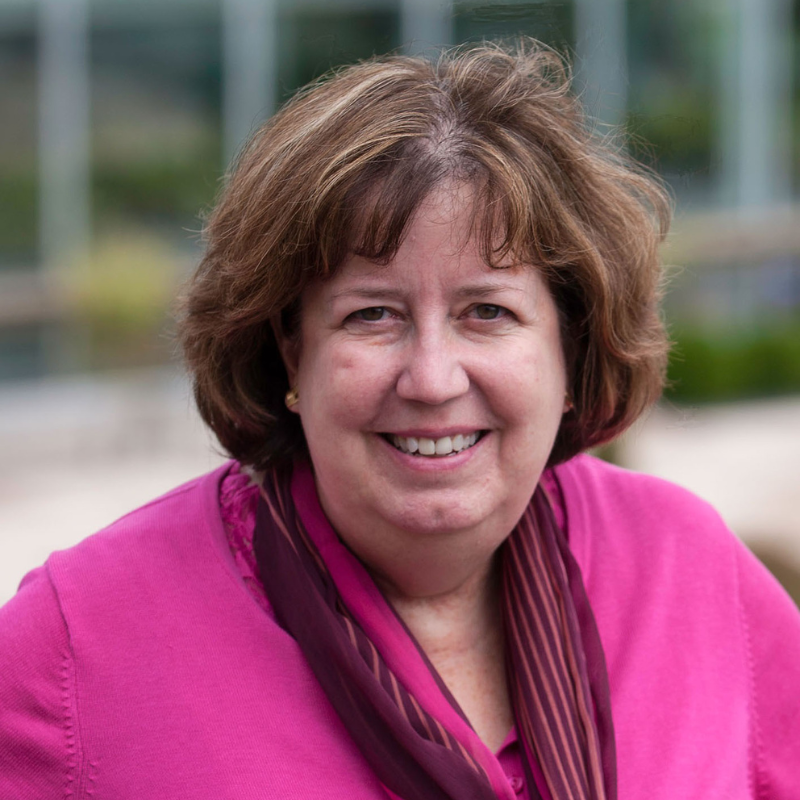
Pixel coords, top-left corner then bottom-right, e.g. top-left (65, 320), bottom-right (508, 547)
top-left (0, 566), bottom-right (81, 799)
top-left (736, 544), bottom-right (800, 799)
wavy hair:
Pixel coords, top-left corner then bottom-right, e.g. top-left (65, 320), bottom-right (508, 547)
top-left (179, 39), bottom-right (672, 470)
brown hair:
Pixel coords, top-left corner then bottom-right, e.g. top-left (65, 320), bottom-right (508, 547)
top-left (179, 39), bottom-right (671, 470)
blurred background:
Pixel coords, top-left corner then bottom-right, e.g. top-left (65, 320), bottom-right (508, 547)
top-left (1, 0), bottom-right (799, 604)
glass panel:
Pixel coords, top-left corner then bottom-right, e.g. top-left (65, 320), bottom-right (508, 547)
top-left (454, 0), bottom-right (572, 50)
top-left (0, 28), bottom-right (37, 269)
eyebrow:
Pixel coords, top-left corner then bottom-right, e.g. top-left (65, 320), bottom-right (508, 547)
top-left (453, 283), bottom-right (526, 299)
top-left (331, 288), bottom-right (405, 301)
top-left (331, 283), bottom-right (526, 301)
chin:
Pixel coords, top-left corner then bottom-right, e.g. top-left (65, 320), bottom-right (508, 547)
top-left (384, 493), bottom-right (503, 540)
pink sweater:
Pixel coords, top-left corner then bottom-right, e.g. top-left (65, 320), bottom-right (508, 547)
top-left (2, 455), bottom-right (799, 798)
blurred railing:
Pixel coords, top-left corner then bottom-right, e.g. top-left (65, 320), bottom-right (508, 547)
top-left (664, 204), bottom-right (800, 266)
top-left (0, 269), bottom-right (64, 327)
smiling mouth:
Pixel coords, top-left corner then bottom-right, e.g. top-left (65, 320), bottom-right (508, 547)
top-left (383, 432), bottom-right (485, 457)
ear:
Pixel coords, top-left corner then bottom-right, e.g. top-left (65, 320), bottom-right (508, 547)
top-left (271, 317), bottom-right (300, 387)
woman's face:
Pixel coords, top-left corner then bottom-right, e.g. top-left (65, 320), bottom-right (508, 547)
top-left (283, 188), bottom-right (568, 594)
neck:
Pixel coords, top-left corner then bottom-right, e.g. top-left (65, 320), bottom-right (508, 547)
top-left (379, 553), bottom-right (514, 752)
top-left (379, 552), bottom-right (501, 657)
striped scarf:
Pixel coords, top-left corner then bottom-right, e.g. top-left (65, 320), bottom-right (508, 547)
top-left (253, 461), bottom-right (615, 800)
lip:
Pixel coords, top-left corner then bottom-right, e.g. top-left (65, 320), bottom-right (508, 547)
top-left (377, 430), bottom-right (488, 471)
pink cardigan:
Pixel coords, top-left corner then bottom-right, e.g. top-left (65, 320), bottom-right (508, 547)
top-left (2, 455), bottom-right (799, 798)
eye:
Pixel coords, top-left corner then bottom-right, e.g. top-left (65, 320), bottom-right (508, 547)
top-left (351, 306), bottom-right (389, 322)
top-left (472, 304), bottom-right (505, 320)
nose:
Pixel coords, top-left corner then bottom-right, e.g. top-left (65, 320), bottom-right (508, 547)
top-left (395, 325), bottom-right (470, 405)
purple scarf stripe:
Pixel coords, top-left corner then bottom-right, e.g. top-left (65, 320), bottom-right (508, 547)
top-left (252, 465), bottom-right (616, 800)
top-left (505, 514), bottom-right (594, 798)
top-left (547, 479), bottom-right (618, 800)
top-left (504, 582), bottom-right (589, 798)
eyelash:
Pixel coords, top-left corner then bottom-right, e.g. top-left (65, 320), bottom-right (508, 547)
top-left (348, 304), bottom-right (510, 323)
top-left (351, 307), bottom-right (393, 322)
top-left (471, 304), bottom-right (506, 320)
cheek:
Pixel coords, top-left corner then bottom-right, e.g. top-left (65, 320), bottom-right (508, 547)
top-left (299, 342), bottom-right (396, 421)
top-left (486, 343), bottom-right (567, 444)
top-left (494, 340), bottom-right (566, 397)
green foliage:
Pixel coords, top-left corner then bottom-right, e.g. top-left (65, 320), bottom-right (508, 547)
top-left (667, 322), bottom-right (800, 403)
top-left (278, 9), bottom-right (398, 101)
top-left (93, 156), bottom-right (222, 226)
top-left (626, 92), bottom-right (713, 178)
top-left (0, 171), bottom-right (37, 260)
top-left (64, 229), bottom-right (184, 370)
top-left (71, 229), bottom-right (181, 334)
top-left (0, 155), bottom-right (222, 265)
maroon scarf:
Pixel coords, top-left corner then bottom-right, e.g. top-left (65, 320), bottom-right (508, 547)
top-left (253, 462), bottom-right (616, 800)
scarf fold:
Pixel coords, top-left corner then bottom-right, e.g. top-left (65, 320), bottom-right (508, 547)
top-left (252, 462), bottom-right (616, 800)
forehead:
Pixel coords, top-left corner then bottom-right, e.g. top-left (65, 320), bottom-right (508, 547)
top-left (325, 262), bottom-right (536, 306)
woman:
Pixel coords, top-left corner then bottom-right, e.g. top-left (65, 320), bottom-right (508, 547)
top-left (2, 41), bottom-right (799, 799)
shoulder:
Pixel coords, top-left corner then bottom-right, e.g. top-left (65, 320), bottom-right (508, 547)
top-left (0, 563), bottom-right (75, 797)
top-left (550, 453), bottom-right (757, 635)
top-left (734, 537), bottom-right (800, 797)
top-left (0, 462), bottom-right (244, 795)
top-left (45, 462), bottom-right (235, 594)
top-left (553, 455), bottom-right (800, 794)
top-left (28, 462), bottom-right (260, 661)
top-left (1, 456), bottom-right (238, 629)
top-left (552, 453), bottom-right (734, 580)
top-left (1, 461), bottom-right (242, 681)
top-left (551, 453), bottom-right (742, 634)
top-left (553, 452), bottom-right (723, 526)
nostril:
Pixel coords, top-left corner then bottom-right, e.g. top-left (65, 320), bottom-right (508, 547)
top-left (396, 360), bottom-right (470, 404)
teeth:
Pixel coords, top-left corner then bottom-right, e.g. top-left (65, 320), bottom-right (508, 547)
top-left (436, 436), bottom-right (453, 456)
top-left (389, 432), bottom-right (482, 457)
top-left (435, 436), bottom-right (452, 455)
top-left (418, 438), bottom-right (436, 455)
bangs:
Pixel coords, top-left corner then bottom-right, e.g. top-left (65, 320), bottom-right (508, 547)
top-left (310, 128), bottom-right (594, 286)
top-left (312, 143), bottom-right (561, 279)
